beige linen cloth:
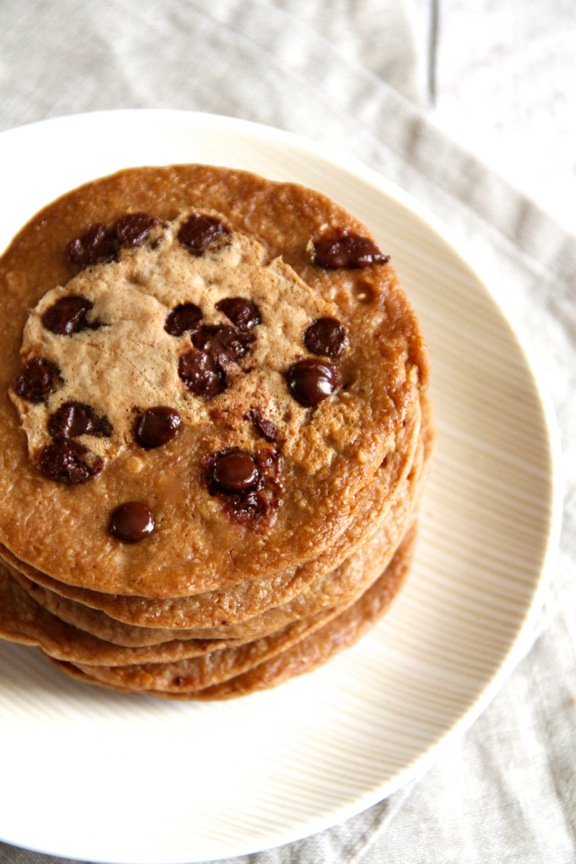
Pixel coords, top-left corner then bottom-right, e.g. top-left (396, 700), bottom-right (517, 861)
top-left (0, 1), bottom-right (575, 862)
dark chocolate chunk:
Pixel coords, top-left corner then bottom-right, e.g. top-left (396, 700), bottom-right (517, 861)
top-left (178, 349), bottom-right (226, 398)
top-left (67, 224), bottom-right (118, 269)
top-left (303, 317), bottom-right (347, 358)
top-left (286, 359), bottom-right (340, 407)
top-left (178, 213), bottom-right (229, 254)
top-left (135, 407), bottom-right (182, 449)
top-left (216, 298), bottom-right (262, 331)
top-left (225, 490), bottom-right (268, 525)
top-left (209, 449), bottom-right (260, 493)
top-left (165, 303), bottom-right (203, 337)
top-left (191, 323), bottom-right (255, 365)
top-left (179, 324), bottom-right (255, 399)
top-left (42, 296), bottom-right (95, 335)
top-left (48, 402), bottom-right (112, 440)
top-left (312, 230), bottom-right (389, 269)
top-left (114, 212), bottom-right (159, 248)
top-left (109, 502), bottom-right (154, 543)
top-left (12, 358), bottom-right (61, 404)
top-left (202, 446), bottom-right (282, 527)
top-left (256, 447), bottom-right (282, 482)
top-left (67, 213), bottom-right (159, 270)
top-left (38, 440), bottom-right (103, 484)
top-left (245, 407), bottom-right (279, 443)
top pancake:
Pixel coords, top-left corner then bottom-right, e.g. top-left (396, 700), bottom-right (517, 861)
top-left (0, 165), bottom-right (428, 597)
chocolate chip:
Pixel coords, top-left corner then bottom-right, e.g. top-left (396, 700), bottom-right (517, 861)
top-left (135, 407), bottom-right (182, 449)
top-left (178, 349), bottom-right (226, 398)
top-left (192, 324), bottom-right (255, 365)
top-left (109, 502), bottom-right (154, 543)
top-left (178, 213), bottom-right (229, 254)
top-left (179, 324), bottom-right (255, 398)
top-left (165, 303), bottom-right (203, 336)
top-left (12, 358), bottom-right (61, 404)
top-left (226, 490), bottom-right (268, 525)
top-left (208, 449), bottom-right (260, 493)
top-left (48, 402), bottom-right (112, 440)
top-left (286, 359), bottom-right (340, 407)
top-left (42, 296), bottom-right (95, 335)
top-left (256, 448), bottom-right (282, 488)
top-left (67, 214), bottom-right (160, 270)
top-left (49, 403), bottom-right (93, 438)
top-left (303, 317), bottom-right (347, 358)
top-left (114, 212), bottom-right (158, 248)
top-left (245, 407), bottom-right (279, 443)
top-left (202, 447), bottom-right (282, 526)
top-left (312, 231), bottom-right (389, 269)
top-left (68, 224), bottom-right (117, 269)
top-left (38, 440), bottom-right (103, 484)
top-left (216, 298), bottom-right (262, 331)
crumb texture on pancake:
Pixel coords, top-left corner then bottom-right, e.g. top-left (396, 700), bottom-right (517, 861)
top-left (11, 216), bottom-right (341, 468)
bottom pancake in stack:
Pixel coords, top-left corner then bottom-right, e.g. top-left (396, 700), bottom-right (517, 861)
top-left (0, 164), bottom-right (433, 700)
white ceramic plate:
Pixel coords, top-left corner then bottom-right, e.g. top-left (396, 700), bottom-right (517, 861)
top-left (0, 111), bottom-right (560, 864)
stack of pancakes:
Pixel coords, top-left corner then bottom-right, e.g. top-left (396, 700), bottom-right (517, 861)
top-left (0, 165), bottom-right (433, 700)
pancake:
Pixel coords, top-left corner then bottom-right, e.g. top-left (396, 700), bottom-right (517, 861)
top-left (0, 563), bottom-right (253, 665)
top-left (0, 164), bottom-right (432, 700)
top-left (9, 395), bottom-right (431, 658)
top-left (7, 461), bottom-right (414, 648)
top-left (48, 524), bottom-right (417, 699)
top-left (0, 165), bottom-right (429, 598)
top-left (3, 392), bottom-right (429, 634)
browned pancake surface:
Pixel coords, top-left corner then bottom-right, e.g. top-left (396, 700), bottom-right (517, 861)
top-left (0, 166), bottom-right (428, 597)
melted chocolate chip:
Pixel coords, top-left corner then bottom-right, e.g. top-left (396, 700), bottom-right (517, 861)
top-left (226, 490), bottom-right (267, 525)
top-left (164, 303), bottom-right (203, 336)
top-left (178, 213), bottom-right (230, 254)
top-left (202, 447), bottom-right (282, 527)
top-left (179, 324), bottom-right (255, 398)
top-left (42, 296), bottom-right (95, 335)
top-left (256, 448), bottom-right (282, 487)
top-left (12, 358), bottom-right (61, 404)
top-left (38, 440), bottom-right (103, 484)
top-left (67, 213), bottom-right (160, 270)
top-left (68, 224), bottom-right (118, 269)
top-left (209, 449), bottom-right (260, 493)
top-left (312, 231), bottom-right (389, 269)
top-left (286, 359), bottom-right (340, 407)
top-left (114, 212), bottom-right (158, 248)
top-left (109, 502), bottom-right (154, 543)
top-left (135, 407), bottom-right (182, 449)
top-left (216, 298), bottom-right (262, 331)
top-left (303, 317), bottom-right (347, 358)
top-left (178, 349), bottom-right (226, 398)
top-left (192, 324), bottom-right (255, 365)
top-left (48, 402), bottom-right (112, 440)
top-left (245, 407), bottom-right (279, 443)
